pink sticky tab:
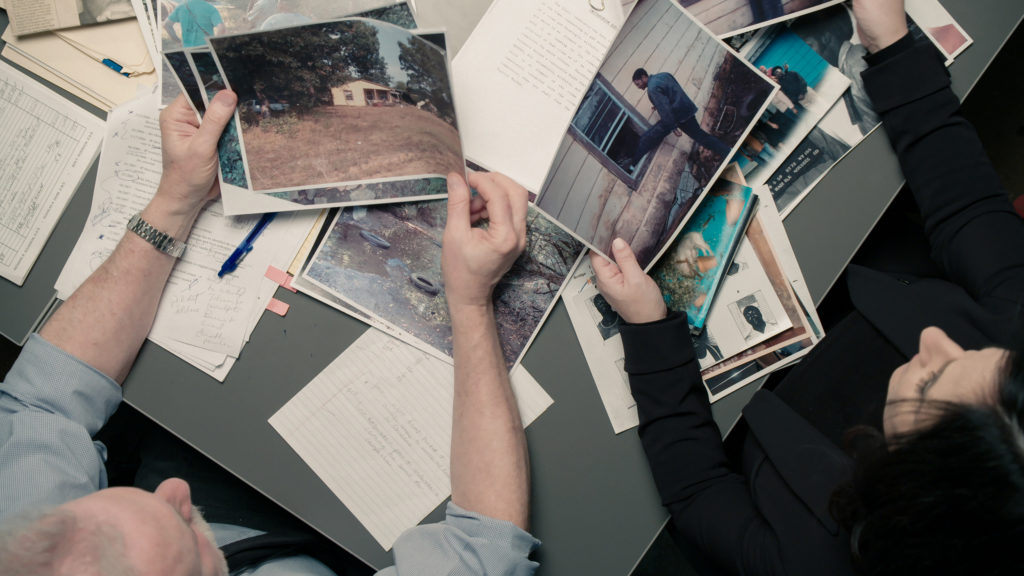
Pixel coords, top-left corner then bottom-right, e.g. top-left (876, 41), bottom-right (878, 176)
top-left (265, 265), bottom-right (289, 285)
top-left (281, 274), bottom-right (297, 292)
top-left (266, 298), bottom-right (290, 316)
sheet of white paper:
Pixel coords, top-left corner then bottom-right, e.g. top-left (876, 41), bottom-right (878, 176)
top-left (451, 0), bottom-right (630, 192)
top-left (0, 60), bottom-right (103, 286)
top-left (55, 89), bottom-right (316, 379)
top-left (269, 328), bottom-right (552, 550)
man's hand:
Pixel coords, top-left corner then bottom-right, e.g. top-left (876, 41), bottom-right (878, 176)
top-left (145, 91), bottom-right (236, 239)
top-left (853, 0), bottom-right (908, 54)
top-left (442, 171), bottom-right (528, 311)
top-left (591, 238), bottom-right (668, 324)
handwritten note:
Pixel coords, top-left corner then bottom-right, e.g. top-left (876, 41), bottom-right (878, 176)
top-left (452, 0), bottom-right (626, 192)
top-left (269, 328), bottom-right (553, 549)
top-left (0, 60), bottom-right (103, 286)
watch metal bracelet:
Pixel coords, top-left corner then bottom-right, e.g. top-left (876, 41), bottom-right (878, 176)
top-left (126, 212), bottom-right (187, 258)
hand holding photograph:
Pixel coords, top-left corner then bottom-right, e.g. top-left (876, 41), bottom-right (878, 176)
top-left (209, 17), bottom-right (463, 193)
top-left (536, 0), bottom-right (776, 271)
top-left (301, 200), bottom-right (585, 370)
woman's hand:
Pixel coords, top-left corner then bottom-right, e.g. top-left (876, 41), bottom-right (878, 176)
top-left (590, 238), bottom-right (668, 324)
top-left (852, 0), bottom-right (908, 54)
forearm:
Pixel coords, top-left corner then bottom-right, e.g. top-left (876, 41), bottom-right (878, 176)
top-left (449, 303), bottom-right (530, 530)
top-left (40, 188), bottom-right (203, 384)
top-left (863, 41), bottom-right (1024, 297)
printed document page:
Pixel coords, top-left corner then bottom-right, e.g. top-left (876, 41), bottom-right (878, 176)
top-left (270, 328), bottom-right (553, 549)
top-left (452, 0), bottom-right (630, 192)
top-left (0, 60), bottom-right (103, 286)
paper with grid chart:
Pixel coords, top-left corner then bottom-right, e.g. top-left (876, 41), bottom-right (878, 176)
top-left (0, 60), bottom-right (103, 286)
top-left (269, 328), bottom-right (553, 549)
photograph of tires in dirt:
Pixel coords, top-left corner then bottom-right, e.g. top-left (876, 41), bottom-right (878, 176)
top-left (209, 17), bottom-right (463, 192)
top-left (302, 200), bottom-right (585, 369)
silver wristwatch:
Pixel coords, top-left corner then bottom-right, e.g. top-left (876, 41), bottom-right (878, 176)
top-left (126, 212), bottom-right (187, 258)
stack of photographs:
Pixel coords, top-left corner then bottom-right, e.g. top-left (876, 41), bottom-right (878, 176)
top-left (160, 1), bottom-right (459, 215)
top-left (563, 167), bottom-right (822, 432)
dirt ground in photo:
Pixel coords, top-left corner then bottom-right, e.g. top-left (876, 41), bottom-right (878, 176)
top-left (242, 106), bottom-right (463, 191)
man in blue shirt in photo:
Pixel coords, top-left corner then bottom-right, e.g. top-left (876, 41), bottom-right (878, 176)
top-left (164, 0), bottom-right (226, 48)
top-left (630, 68), bottom-right (732, 170)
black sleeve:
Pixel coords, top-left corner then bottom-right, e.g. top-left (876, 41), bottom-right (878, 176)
top-left (621, 312), bottom-right (785, 575)
top-left (862, 42), bottom-right (1024, 307)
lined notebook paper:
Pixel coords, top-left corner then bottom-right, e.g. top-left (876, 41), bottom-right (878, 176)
top-left (269, 328), bottom-right (553, 549)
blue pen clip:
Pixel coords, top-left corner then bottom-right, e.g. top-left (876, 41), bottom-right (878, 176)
top-left (101, 58), bottom-right (132, 78)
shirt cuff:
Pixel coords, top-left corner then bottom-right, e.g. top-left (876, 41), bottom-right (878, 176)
top-left (863, 32), bottom-right (915, 66)
top-left (620, 311), bottom-right (694, 375)
top-left (385, 502), bottom-right (539, 575)
top-left (1, 334), bottom-right (121, 436)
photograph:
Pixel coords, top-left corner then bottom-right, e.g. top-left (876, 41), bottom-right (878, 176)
top-left (536, 0), bottom-right (775, 270)
top-left (160, 0), bottom-right (413, 50)
top-left (302, 201), bottom-right (585, 369)
top-left (210, 18), bottom-right (463, 192)
top-left (730, 26), bottom-right (850, 186)
top-left (188, 50), bottom-right (249, 188)
top-left (905, 0), bottom-right (972, 61)
top-left (649, 179), bottom-right (757, 333)
top-left (765, 5), bottom-right (935, 215)
top-left (266, 178), bottom-right (448, 210)
top-left (673, 0), bottom-right (845, 37)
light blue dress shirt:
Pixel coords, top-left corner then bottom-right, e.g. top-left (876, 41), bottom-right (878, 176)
top-left (0, 335), bottom-right (539, 575)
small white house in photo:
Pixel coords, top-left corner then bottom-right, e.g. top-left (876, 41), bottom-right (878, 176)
top-left (330, 79), bottom-right (402, 106)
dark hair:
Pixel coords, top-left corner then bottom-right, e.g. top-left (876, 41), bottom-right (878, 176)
top-left (832, 343), bottom-right (1024, 575)
top-left (632, 68), bottom-right (648, 82)
top-left (770, 66), bottom-right (785, 77)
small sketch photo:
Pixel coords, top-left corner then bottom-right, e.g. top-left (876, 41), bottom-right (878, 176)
top-left (536, 0), bottom-right (775, 270)
top-left (587, 293), bottom-right (625, 341)
top-left (210, 18), bottom-right (463, 192)
top-left (728, 291), bottom-right (778, 341)
top-left (9, 0), bottom-right (134, 35)
top-left (302, 202), bottom-right (584, 369)
top-left (673, 0), bottom-right (846, 37)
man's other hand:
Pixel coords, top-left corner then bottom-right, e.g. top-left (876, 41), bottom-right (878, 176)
top-left (442, 171), bottom-right (528, 311)
top-left (591, 238), bottom-right (668, 324)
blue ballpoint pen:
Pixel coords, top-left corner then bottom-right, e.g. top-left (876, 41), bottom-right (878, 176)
top-left (218, 213), bottom-right (277, 277)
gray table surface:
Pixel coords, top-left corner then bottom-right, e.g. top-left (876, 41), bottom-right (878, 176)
top-left (1, 1), bottom-right (1021, 574)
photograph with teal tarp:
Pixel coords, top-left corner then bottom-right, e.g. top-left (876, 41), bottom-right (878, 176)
top-left (650, 179), bottom-right (756, 334)
top-left (730, 25), bottom-right (850, 187)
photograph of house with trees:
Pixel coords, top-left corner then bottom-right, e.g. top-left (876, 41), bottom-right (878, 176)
top-left (209, 18), bottom-right (463, 192)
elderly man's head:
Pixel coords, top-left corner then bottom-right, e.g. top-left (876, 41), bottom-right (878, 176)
top-left (0, 478), bottom-right (227, 576)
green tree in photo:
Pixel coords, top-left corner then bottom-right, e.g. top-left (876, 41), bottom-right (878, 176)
top-left (398, 36), bottom-right (455, 124)
top-left (213, 20), bottom-right (391, 114)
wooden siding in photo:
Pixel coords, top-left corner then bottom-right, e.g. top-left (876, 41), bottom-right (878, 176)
top-left (680, 0), bottom-right (824, 36)
top-left (330, 79), bottom-right (400, 107)
top-left (539, 0), bottom-right (727, 259)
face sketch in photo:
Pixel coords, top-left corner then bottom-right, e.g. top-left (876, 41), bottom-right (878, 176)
top-left (591, 293), bottom-right (624, 341)
top-left (729, 291), bottom-right (777, 341)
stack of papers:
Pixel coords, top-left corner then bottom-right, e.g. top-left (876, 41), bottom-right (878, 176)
top-left (1, 18), bottom-right (157, 111)
top-left (55, 89), bottom-right (318, 380)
